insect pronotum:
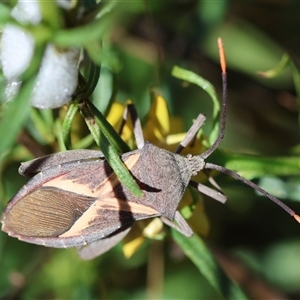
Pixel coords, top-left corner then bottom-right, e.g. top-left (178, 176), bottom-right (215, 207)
top-left (1, 39), bottom-right (299, 260)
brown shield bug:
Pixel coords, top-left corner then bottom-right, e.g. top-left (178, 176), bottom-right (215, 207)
top-left (1, 38), bottom-right (300, 260)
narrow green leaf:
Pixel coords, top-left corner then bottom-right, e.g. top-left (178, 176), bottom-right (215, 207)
top-left (258, 176), bottom-right (300, 202)
top-left (172, 230), bottom-right (248, 300)
top-left (257, 54), bottom-right (289, 78)
top-left (83, 59), bottom-right (101, 98)
top-left (92, 66), bottom-right (116, 114)
top-left (39, 0), bottom-right (62, 30)
top-left (202, 21), bottom-right (292, 88)
top-left (99, 132), bottom-right (143, 197)
top-left (39, 109), bottom-right (54, 129)
top-left (52, 3), bottom-right (115, 47)
top-left (61, 103), bottom-right (79, 149)
top-left (0, 39), bottom-right (45, 165)
top-left (171, 66), bottom-right (220, 145)
top-left (54, 118), bottom-right (66, 152)
top-left (85, 40), bottom-right (104, 66)
top-left (0, 3), bottom-right (11, 24)
top-left (0, 79), bottom-right (34, 165)
top-left (72, 134), bottom-right (94, 150)
top-left (79, 101), bottom-right (142, 196)
top-left (29, 109), bottom-right (54, 144)
top-left (211, 151), bottom-right (300, 180)
top-left (87, 101), bottom-right (131, 153)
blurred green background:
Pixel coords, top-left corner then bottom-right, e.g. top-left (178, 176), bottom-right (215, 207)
top-left (1, 1), bottom-right (300, 299)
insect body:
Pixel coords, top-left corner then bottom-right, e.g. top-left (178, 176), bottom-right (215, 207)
top-left (2, 143), bottom-right (202, 247)
top-left (1, 39), bottom-right (299, 259)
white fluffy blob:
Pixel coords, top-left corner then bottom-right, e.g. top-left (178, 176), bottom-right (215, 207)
top-left (0, 0), bottom-right (80, 109)
top-left (1, 25), bottom-right (35, 80)
top-left (31, 45), bottom-right (80, 109)
top-left (11, 1), bottom-right (42, 24)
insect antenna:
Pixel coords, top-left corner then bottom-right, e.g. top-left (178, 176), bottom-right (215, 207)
top-left (200, 39), bottom-right (300, 223)
top-left (201, 38), bottom-right (227, 160)
top-left (205, 162), bottom-right (300, 223)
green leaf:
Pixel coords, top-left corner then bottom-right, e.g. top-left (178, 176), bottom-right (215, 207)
top-left (257, 54), bottom-right (290, 78)
top-left (259, 176), bottom-right (300, 202)
top-left (211, 151), bottom-right (300, 180)
top-left (29, 109), bottom-right (55, 144)
top-left (39, 0), bottom-right (62, 30)
top-left (0, 39), bottom-right (46, 166)
top-left (87, 101), bottom-right (130, 153)
top-left (72, 134), bottom-right (94, 150)
top-left (100, 132), bottom-right (143, 197)
top-left (52, 2), bottom-right (116, 47)
top-left (0, 79), bottom-right (33, 166)
top-left (79, 101), bottom-right (142, 196)
top-left (61, 103), bottom-right (79, 150)
top-left (172, 230), bottom-right (248, 300)
top-left (202, 20), bottom-right (292, 88)
top-left (83, 59), bottom-right (101, 98)
top-left (0, 3), bottom-right (11, 25)
top-left (92, 66), bottom-right (116, 114)
top-left (171, 65), bottom-right (220, 145)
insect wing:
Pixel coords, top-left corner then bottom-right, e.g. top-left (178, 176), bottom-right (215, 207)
top-left (1, 152), bottom-right (160, 248)
top-left (19, 149), bottom-right (104, 177)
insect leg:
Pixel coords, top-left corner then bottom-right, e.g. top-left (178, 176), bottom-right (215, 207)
top-left (189, 180), bottom-right (227, 203)
top-left (77, 227), bottom-right (132, 260)
top-left (175, 114), bottom-right (206, 154)
top-left (119, 103), bottom-right (145, 149)
top-left (161, 211), bottom-right (193, 237)
top-left (204, 170), bottom-right (223, 192)
top-left (173, 112), bottom-right (227, 202)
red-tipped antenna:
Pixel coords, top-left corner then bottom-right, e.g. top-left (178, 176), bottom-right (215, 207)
top-left (205, 162), bottom-right (300, 224)
top-left (218, 38), bottom-right (226, 73)
top-left (200, 38), bottom-right (300, 224)
top-left (201, 38), bottom-right (227, 159)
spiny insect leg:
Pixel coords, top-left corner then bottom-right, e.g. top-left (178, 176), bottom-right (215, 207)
top-left (119, 103), bottom-right (144, 149)
top-left (189, 180), bottom-right (227, 204)
top-left (175, 114), bottom-right (206, 154)
top-left (161, 211), bottom-right (193, 237)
